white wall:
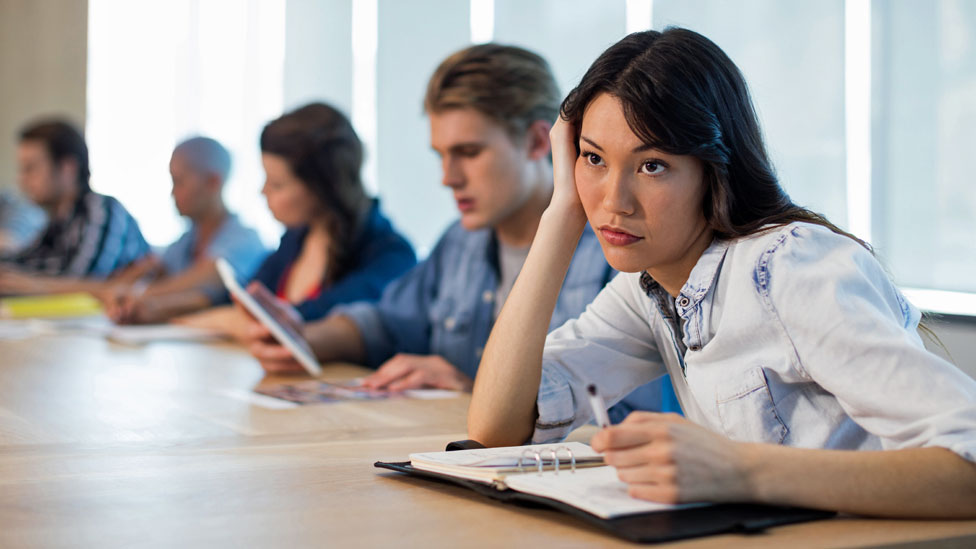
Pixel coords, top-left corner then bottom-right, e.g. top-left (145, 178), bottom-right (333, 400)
top-left (654, 0), bottom-right (848, 227)
top-left (493, 0), bottom-right (626, 100)
top-left (872, 0), bottom-right (976, 293)
top-left (374, 0), bottom-right (470, 255)
top-left (283, 0), bottom-right (353, 115)
top-left (0, 0), bottom-right (88, 189)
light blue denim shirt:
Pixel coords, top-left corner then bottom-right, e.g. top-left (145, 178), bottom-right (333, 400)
top-left (161, 213), bottom-right (268, 302)
top-left (335, 221), bottom-right (610, 377)
top-left (534, 222), bottom-right (976, 464)
top-left (161, 213), bottom-right (267, 277)
top-left (334, 221), bottom-right (679, 416)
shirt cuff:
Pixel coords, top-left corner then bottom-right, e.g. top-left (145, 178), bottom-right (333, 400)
top-left (531, 364), bottom-right (580, 444)
top-left (200, 281), bottom-right (230, 305)
top-left (924, 437), bottom-right (976, 464)
top-left (949, 441), bottom-right (976, 463)
top-left (330, 301), bottom-right (395, 369)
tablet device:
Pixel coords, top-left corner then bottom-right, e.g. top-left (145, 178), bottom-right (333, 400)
top-left (215, 258), bottom-right (322, 376)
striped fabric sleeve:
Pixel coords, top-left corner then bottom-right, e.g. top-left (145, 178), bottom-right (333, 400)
top-left (66, 194), bottom-right (149, 278)
top-left (64, 193), bottom-right (110, 277)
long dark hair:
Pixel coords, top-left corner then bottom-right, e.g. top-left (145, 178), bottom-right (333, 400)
top-left (560, 29), bottom-right (955, 346)
top-left (561, 27), bottom-right (866, 248)
top-left (260, 102), bottom-right (369, 283)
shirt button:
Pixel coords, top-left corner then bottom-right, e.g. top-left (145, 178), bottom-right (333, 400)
top-left (677, 296), bottom-right (691, 308)
top-left (444, 317), bottom-right (456, 330)
top-left (482, 290), bottom-right (494, 303)
top-left (689, 344), bottom-right (701, 351)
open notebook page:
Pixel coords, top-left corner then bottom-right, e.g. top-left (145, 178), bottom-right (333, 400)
top-left (503, 466), bottom-right (706, 519)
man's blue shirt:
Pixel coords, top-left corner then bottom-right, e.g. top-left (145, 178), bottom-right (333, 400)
top-left (163, 212), bottom-right (265, 268)
top-left (335, 222), bottom-right (680, 417)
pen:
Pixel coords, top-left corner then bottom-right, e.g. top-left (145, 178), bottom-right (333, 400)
top-left (586, 384), bottom-right (612, 428)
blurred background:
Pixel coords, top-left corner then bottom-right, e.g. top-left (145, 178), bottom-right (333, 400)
top-left (1, 0), bottom-right (974, 371)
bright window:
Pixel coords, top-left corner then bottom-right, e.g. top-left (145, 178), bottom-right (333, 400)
top-left (86, 0), bottom-right (976, 314)
top-left (86, 0), bottom-right (286, 248)
top-left (654, 0), bottom-right (976, 313)
top-left (873, 0), bottom-right (976, 296)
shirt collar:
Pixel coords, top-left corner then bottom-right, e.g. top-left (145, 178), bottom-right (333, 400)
top-left (640, 237), bottom-right (731, 309)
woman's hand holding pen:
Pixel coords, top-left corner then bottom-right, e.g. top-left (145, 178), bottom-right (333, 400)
top-left (591, 411), bottom-right (756, 504)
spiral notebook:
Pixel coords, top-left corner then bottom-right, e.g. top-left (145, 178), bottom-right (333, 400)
top-left (375, 440), bottom-right (835, 543)
top-left (404, 442), bottom-right (696, 519)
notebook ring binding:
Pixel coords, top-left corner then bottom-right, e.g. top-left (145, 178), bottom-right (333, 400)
top-left (517, 446), bottom-right (576, 475)
top-left (562, 446), bottom-right (576, 473)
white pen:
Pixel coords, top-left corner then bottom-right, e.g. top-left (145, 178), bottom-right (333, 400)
top-left (586, 383), bottom-right (612, 428)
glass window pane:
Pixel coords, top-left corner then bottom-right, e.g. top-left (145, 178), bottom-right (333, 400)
top-left (87, 0), bottom-right (285, 248)
top-left (874, 0), bottom-right (976, 293)
top-left (654, 0), bottom-right (849, 227)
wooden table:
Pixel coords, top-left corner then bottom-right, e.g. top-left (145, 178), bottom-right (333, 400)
top-left (1, 329), bottom-right (975, 547)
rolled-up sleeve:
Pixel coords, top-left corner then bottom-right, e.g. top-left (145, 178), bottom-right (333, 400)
top-left (764, 225), bottom-right (976, 462)
top-left (335, 301), bottom-right (399, 368)
top-left (534, 272), bottom-right (668, 443)
top-left (331, 249), bottom-right (439, 369)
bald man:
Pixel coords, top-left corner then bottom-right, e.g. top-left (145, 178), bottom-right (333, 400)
top-left (105, 137), bottom-right (267, 324)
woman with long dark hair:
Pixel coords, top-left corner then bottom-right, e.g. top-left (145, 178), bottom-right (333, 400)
top-left (178, 102), bottom-right (415, 339)
top-left (468, 28), bottom-right (976, 517)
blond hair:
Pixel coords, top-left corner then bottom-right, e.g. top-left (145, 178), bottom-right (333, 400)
top-left (424, 43), bottom-right (560, 138)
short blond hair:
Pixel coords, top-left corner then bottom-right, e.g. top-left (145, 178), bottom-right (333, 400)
top-left (424, 43), bottom-right (560, 138)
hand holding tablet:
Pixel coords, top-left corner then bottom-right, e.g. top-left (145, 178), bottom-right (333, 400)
top-left (215, 258), bottom-right (322, 376)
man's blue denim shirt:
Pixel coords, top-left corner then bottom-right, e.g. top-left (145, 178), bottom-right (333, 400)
top-left (334, 221), bottom-right (680, 417)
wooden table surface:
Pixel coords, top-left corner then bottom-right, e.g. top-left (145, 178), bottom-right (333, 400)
top-left (1, 328), bottom-right (975, 548)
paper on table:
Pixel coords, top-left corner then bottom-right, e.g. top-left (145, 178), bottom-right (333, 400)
top-left (0, 317), bottom-right (112, 339)
top-left (255, 380), bottom-right (462, 405)
top-left (214, 388), bottom-right (299, 410)
top-left (402, 389), bottom-right (462, 400)
top-left (107, 324), bottom-right (222, 345)
top-left (0, 320), bottom-right (38, 340)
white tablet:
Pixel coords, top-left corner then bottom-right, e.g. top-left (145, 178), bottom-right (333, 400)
top-left (215, 258), bottom-right (322, 376)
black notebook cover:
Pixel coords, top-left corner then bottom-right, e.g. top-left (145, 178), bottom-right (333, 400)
top-left (374, 460), bottom-right (834, 544)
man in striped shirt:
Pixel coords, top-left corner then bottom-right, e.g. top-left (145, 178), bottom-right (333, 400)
top-left (0, 119), bottom-right (149, 294)
top-left (0, 189), bottom-right (45, 255)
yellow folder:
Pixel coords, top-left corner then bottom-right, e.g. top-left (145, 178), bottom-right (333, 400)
top-left (0, 293), bottom-right (104, 318)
